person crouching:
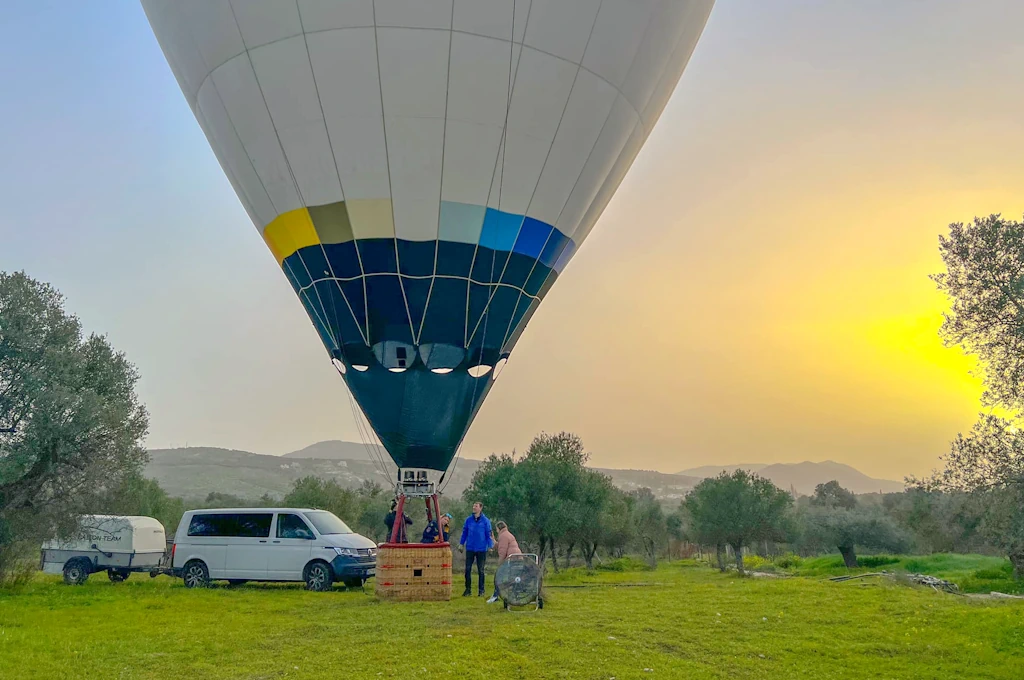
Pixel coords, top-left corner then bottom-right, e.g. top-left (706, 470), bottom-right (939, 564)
top-left (488, 520), bottom-right (520, 604)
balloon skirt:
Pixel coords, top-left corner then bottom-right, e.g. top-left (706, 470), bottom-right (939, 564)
top-left (374, 543), bottom-right (452, 602)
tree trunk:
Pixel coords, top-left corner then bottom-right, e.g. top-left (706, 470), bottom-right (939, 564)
top-left (645, 538), bottom-right (657, 568)
top-left (732, 543), bottom-right (744, 574)
top-left (838, 545), bottom-right (858, 568)
top-left (537, 534), bottom-right (548, 564)
top-left (549, 537), bottom-right (559, 573)
top-left (585, 543), bottom-right (597, 571)
top-left (715, 544), bottom-right (727, 572)
top-left (565, 542), bottom-right (574, 569)
top-left (1009, 549), bottom-right (1024, 580)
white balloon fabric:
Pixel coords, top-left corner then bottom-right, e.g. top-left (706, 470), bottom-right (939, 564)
top-left (142, 0), bottom-right (715, 471)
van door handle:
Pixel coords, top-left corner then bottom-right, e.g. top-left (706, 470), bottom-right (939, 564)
top-left (259, 540), bottom-right (267, 543)
top-left (272, 540), bottom-right (281, 544)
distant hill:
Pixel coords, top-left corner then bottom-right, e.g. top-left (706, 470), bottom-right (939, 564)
top-left (676, 460), bottom-right (904, 496)
top-left (282, 440), bottom-right (375, 461)
top-left (146, 443), bottom-right (703, 503)
top-left (147, 444), bottom-right (900, 503)
top-left (677, 463), bottom-right (767, 477)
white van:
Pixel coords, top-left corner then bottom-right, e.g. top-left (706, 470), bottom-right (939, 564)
top-left (171, 508), bottom-right (376, 591)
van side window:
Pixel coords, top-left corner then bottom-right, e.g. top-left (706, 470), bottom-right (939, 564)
top-left (277, 513), bottom-right (314, 540)
top-left (237, 513), bottom-right (273, 538)
top-left (186, 513), bottom-right (272, 537)
top-left (187, 513), bottom-right (237, 537)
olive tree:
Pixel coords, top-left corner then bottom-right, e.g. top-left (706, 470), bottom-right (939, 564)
top-left (928, 215), bottom-right (1024, 578)
top-left (918, 415), bottom-right (1024, 577)
top-left (0, 271), bottom-right (149, 582)
top-left (684, 470), bottom-right (793, 573)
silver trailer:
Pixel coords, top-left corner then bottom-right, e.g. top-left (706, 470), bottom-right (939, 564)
top-left (40, 515), bottom-right (167, 585)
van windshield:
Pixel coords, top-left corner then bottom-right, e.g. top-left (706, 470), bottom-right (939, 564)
top-left (304, 511), bottom-right (353, 535)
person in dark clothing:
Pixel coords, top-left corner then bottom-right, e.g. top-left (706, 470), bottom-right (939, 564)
top-left (384, 499), bottom-right (412, 543)
top-left (459, 501), bottom-right (494, 596)
top-left (421, 512), bottom-right (451, 544)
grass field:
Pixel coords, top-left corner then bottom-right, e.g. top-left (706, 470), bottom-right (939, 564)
top-left (1, 560), bottom-right (1021, 680)
top-left (744, 552), bottom-right (1024, 594)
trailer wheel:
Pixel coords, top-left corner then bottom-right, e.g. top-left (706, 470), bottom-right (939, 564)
top-left (303, 560), bottom-right (333, 592)
top-left (63, 558), bottom-right (91, 585)
top-left (107, 569), bottom-right (130, 583)
top-left (182, 560), bottom-right (210, 589)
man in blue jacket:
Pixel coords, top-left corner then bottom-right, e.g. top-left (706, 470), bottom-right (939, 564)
top-left (459, 501), bottom-right (494, 596)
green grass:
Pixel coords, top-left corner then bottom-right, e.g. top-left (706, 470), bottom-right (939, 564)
top-left (1, 562), bottom-right (1021, 679)
top-left (777, 553), bottom-right (1024, 594)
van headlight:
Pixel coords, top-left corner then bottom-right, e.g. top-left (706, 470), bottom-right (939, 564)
top-left (332, 547), bottom-right (357, 557)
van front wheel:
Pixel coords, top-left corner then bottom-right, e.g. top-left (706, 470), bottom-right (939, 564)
top-left (304, 560), bottom-right (333, 592)
top-left (182, 560), bottom-right (210, 589)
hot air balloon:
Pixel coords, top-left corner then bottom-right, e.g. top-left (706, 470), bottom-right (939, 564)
top-left (141, 0), bottom-right (713, 507)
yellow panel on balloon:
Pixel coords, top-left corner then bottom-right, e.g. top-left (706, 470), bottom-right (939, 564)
top-left (262, 208), bottom-right (321, 264)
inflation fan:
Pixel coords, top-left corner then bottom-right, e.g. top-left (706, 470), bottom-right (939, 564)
top-left (494, 553), bottom-right (544, 611)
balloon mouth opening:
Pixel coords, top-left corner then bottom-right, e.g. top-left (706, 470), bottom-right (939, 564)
top-left (331, 346), bottom-right (508, 379)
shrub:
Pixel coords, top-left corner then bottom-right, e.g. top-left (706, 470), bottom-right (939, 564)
top-left (774, 554), bottom-right (803, 569)
top-left (596, 556), bottom-right (651, 572)
top-left (858, 555), bottom-right (901, 568)
top-left (973, 563), bottom-right (1013, 580)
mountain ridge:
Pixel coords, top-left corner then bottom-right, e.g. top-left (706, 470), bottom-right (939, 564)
top-left (676, 460), bottom-right (904, 495)
top-left (145, 440), bottom-right (903, 500)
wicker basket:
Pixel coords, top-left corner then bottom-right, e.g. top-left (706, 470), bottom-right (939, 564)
top-left (375, 543), bottom-right (452, 602)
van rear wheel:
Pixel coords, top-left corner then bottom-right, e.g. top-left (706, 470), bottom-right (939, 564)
top-left (63, 558), bottom-right (91, 585)
top-left (304, 560), bottom-right (333, 592)
top-left (182, 560), bottom-right (210, 589)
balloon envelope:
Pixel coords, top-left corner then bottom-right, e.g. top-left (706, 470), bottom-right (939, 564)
top-left (142, 0), bottom-right (715, 471)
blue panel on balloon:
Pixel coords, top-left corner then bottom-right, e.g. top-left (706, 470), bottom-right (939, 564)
top-left (283, 253), bottom-right (311, 290)
top-left (482, 285), bottom-right (521, 350)
top-left (435, 240), bottom-right (475, 277)
top-left (478, 208), bottom-right (521, 252)
top-left (504, 293), bottom-right (533, 349)
top-left (539, 229), bottom-right (568, 269)
top-left (282, 260), bottom-right (303, 295)
top-left (401, 276), bottom-right (431, 336)
top-left (499, 251), bottom-right (540, 289)
top-left (554, 239), bottom-right (576, 272)
top-left (299, 246), bottom-right (332, 283)
top-left (357, 239), bottom-right (398, 274)
top-left (397, 239), bottom-right (435, 277)
top-left (419, 277), bottom-right (467, 346)
top-left (298, 290), bottom-right (332, 350)
top-left (365, 275), bottom-right (412, 344)
top-left (324, 241), bottom-right (362, 279)
top-left (524, 264), bottom-right (550, 297)
top-left (467, 282), bottom-right (490, 341)
top-left (339, 278), bottom-right (367, 334)
top-left (312, 279), bottom-right (360, 347)
top-left (512, 217), bottom-right (553, 259)
top-left (471, 247), bottom-right (498, 284)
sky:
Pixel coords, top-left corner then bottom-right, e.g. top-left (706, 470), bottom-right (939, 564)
top-left (2, 1), bottom-right (1023, 480)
